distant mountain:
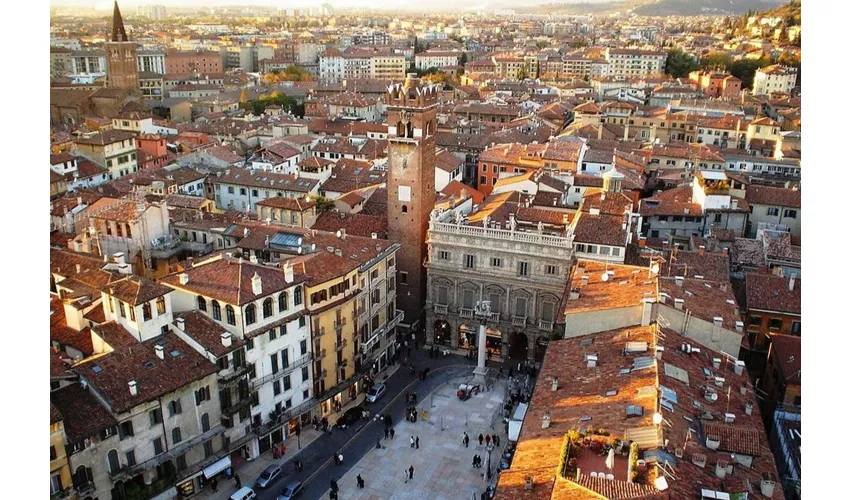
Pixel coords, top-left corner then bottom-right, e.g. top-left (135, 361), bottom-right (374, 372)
top-left (634, 0), bottom-right (784, 16)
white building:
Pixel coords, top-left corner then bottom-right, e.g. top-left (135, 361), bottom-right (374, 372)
top-left (752, 65), bottom-right (798, 95)
top-left (604, 48), bottom-right (667, 77)
top-left (415, 51), bottom-right (461, 70)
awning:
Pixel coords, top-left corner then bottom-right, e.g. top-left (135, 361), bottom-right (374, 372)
top-left (511, 402), bottom-right (528, 422)
top-left (202, 456), bottom-right (231, 479)
top-left (508, 420), bottom-right (523, 442)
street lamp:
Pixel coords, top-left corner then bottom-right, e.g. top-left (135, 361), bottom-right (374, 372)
top-left (485, 441), bottom-right (495, 481)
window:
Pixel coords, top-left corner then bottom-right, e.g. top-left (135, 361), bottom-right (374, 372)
top-left (672, 216), bottom-right (683, 222)
top-left (767, 207), bottom-right (780, 216)
top-left (172, 427), bottom-right (182, 444)
top-left (283, 375), bottom-right (292, 391)
top-left (119, 421), bottom-right (134, 440)
top-left (791, 321), bottom-right (801, 335)
top-left (303, 389), bottom-right (310, 400)
top-left (515, 297), bottom-right (527, 317)
top-left (153, 437), bottom-right (164, 455)
top-left (195, 386), bottom-right (211, 405)
top-left (119, 302), bottom-right (126, 318)
top-left (545, 265), bottom-right (558, 276)
top-left (438, 250), bottom-right (450, 260)
top-left (783, 209), bottom-right (797, 219)
top-left (212, 301), bottom-right (221, 320)
top-left (271, 354), bottom-right (279, 374)
top-left (176, 454), bottom-right (187, 471)
top-left (149, 408), bottom-right (163, 427)
top-left (517, 261), bottom-right (530, 277)
top-left (142, 302), bottom-right (152, 321)
top-left (714, 213), bottom-right (722, 223)
top-left (245, 304), bottom-right (256, 325)
top-left (204, 441), bottom-right (214, 459)
top-left (294, 287), bottom-right (302, 305)
top-left (768, 318), bottom-right (783, 330)
top-left (226, 305), bottom-right (236, 325)
top-left (748, 315), bottom-right (762, 328)
top-left (107, 449), bottom-right (121, 474)
top-left (491, 257), bottom-right (502, 267)
top-left (299, 316), bottom-right (306, 328)
top-left (626, 404), bottom-right (644, 417)
top-left (240, 188), bottom-right (247, 196)
top-left (128, 305), bottom-right (136, 322)
top-left (228, 186), bottom-right (235, 194)
top-left (263, 298), bottom-right (273, 318)
top-left (480, 176), bottom-right (487, 185)
top-left (274, 380), bottom-right (281, 396)
top-left (168, 399), bottom-right (182, 416)
top-left (156, 296), bottom-right (166, 314)
top-left (302, 366), bottom-right (309, 382)
top-left (464, 254), bottom-right (475, 269)
top-left (201, 413), bottom-right (210, 432)
top-left (198, 296), bottom-right (207, 311)
top-left (278, 292), bottom-right (288, 311)
top-left (400, 272), bottom-right (408, 285)
top-left (246, 338), bottom-right (254, 350)
top-left (50, 445), bottom-right (57, 461)
top-left (125, 450), bottom-right (136, 467)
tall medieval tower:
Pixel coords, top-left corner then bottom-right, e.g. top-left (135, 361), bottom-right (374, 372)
top-left (386, 75), bottom-right (439, 332)
top-left (105, 1), bottom-right (139, 90)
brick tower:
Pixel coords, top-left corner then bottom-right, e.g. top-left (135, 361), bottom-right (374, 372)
top-left (105, 1), bottom-right (139, 90)
top-left (386, 75), bottom-right (440, 332)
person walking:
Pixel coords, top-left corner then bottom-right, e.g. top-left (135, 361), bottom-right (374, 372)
top-left (494, 435), bottom-right (500, 447)
top-left (390, 428), bottom-right (396, 439)
top-left (408, 465), bottom-right (415, 480)
top-left (404, 467), bottom-right (409, 484)
top-left (463, 432), bottom-right (470, 448)
top-left (410, 435), bottom-right (415, 448)
top-left (478, 433), bottom-right (484, 446)
top-left (330, 478), bottom-right (339, 493)
top-left (415, 436), bottom-right (420, 449)
top-left (385, 428), bottom-right (390, 439)
top-left (472, 455), bottom-right (478, 468)
top-left (211, 478), bottom-right (217, 492)
top-left (357, 474), bottom-right (364, 489)
top-left (485, 434), bottom-right (491, 447)
top-left (234, 473), bottom-right (241, 489)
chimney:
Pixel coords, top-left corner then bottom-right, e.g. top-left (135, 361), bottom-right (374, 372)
top-left (155, 345), bottom-right (165, 360)
top-left (178, 273), bottom-right (189, 285)
top-left (659, 293), bottom-right (667, 304)
top-left (724, 413), bottom-right (736, 424)
top-left (684, 207), bottom-right (690, 215)
top-left (655, 346), bottom-right (664, 360)
top-left (129, 380), bottom-right (138, 396)
top-left (715, 461), bottom-right (727, 479)
top-left (713, 357), bottom-right (721, 369)
top-left (761, 476), bottom-right (777, 498)
top-left (569, 287), bottom-right (580, 300)
top-left (113, 252), bottom-right (126, 266)
top-left (734, 360), bottom-right (745, 376)
top-left (586, 354), bottom-right (597, 368)
top-left (698, 245), bottom-right (706, 256)
top-left (221, 332), bottom-right (232, 347)
top-left (674, 276), bottom-right (684, 287)
top-left (674, 298), bottom-right (684, 310)
top-left (720, 282), bottom-right (728, 292)
top-left (283, 262), bottom-right (294, 283)
top-left (551, 377), bottom-right (559, 391)
top-left (735, 321), bottom-right (744, 333)
top-left (249, 254), bottom-right (258, 264)
top-left (722, 247), bottom-right (728, 256)
top-left (788, 276), bottom-right (796, 291)
top-left (713, 317), bottom-right (723, 328)
top-left (581, 275), bottom-right (589, 286)
top-left (638, 237), bottom-right (646, 248)
top-left (371, 232), bottom-right (378, 239)
top-left (337, 228), bottom-right (346, 239)
top-left (75, 263), bottom-right (82, 274)
top-left (740, 384), bottom-right (748, 396)
top-left (251, 272), bottom-right (262, 295)
top-left (731, 199), bottom-right (738, 210)
top-left (541, 412), bottom-right (551, 429)
top-left (745, 403), bottom-right (753, 415)
top-left (641, 298), bottom-right (654, 326)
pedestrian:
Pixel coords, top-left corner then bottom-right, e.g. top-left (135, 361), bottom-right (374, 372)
top-left (410, 435), bottom-right (415, 448)
top-left (330, 478), bottom-right (339, 492)
top-left (415, 436), bottom-right (420, 449)
top-left (494, 435), bottom-right (500, 447)
top-left (337, 453), bottom-right (344, 465)
top-left (377, 437), bottom-right (383, 449)
top-left (390, 428), bottom-right (396, 439)
top-left (478, 433), bottom-right (484, 446)
top-left (485, 434), bottom-right (491, 446)
top-left (357, 474), bottom-right (364, 489)
top-left (234, 473), bottom-right (241, 489)
top-left (211, 477), bottom-right (218, 492)
top-left (463, 432), bottom-right (470, 448)
top-left (472, 455), bottom-right (478, 468)
top-left (404, 468), bottom-right (409, 484)
top-left (408, 465), bottom-right (415, 480)
top-left (384, 428), bottom-right (390, 439)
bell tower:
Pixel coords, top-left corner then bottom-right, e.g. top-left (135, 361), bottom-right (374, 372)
top-left (386, 74), bottom-right (440, 332)
top-left (105, 1), bottom-right (139, 91)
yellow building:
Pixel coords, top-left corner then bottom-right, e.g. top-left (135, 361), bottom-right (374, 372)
top-left (50, 404), bottom-right (73, 498)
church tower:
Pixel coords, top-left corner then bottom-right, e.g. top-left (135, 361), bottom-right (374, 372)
top-left (386, 75), bottom-right (440, 332)
top-left (105, 1), bottom-right (139, 90)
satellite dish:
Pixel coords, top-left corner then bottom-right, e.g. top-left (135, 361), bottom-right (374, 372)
top-left (601, 272), bottom-right (610, 282)
top-left (710, 393), bottom-right (718, 402)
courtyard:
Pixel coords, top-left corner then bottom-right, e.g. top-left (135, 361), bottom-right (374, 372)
top-left (328, 371), bottom-right (509, 500)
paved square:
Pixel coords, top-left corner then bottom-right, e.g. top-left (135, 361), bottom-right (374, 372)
top-left (333, 374), bottom-right (508, 500)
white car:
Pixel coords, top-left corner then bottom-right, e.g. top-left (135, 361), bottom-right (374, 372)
top-left (365, 383), bottom-right (387, 403)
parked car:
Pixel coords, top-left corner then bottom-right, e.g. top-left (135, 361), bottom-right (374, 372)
top-left (365, 383), bottom-right (387, 403)
top-left (255, 464), bottom-right (283, 489)
top-left (335, 405), bottom-right (365, 429)
top-left (277, 480), bottom-right (303, 500)
top-left (229, 486), bottom-right (256, 500)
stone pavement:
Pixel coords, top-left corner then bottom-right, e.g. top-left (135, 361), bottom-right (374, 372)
top-left (328, 374), bottom-right (508, 500)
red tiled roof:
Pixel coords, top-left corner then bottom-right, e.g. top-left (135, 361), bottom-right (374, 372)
top-left (174, 311), bottom-right (244, 358)
top-left (745, 273), bottom-right (800, 315)
top-left (51, 383), bottom-right (118, 442)
top-left (105, 275), bottom-right (173, 306)
top-left (312, 212), bottom-right (388, 239)
top-left (745, 185), bottom-right (801, 208)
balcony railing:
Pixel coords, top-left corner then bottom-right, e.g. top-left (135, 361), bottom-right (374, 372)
top-left (221, 397), bottom-right (252, 416)
top-left (74, 482), bottom-right (96, 497)
top-left (314, 326), bottom-right (327, 337)
top-left (218, 364), bottom-right (249, 385)
top-left (538, 320), bottom-right (554, 332)
top-left (335, 339), bottom-right (348, 352)
top-left (512, 315), bottom-right (527, 327)
top-left (434, 304), bottom-right (448, 314)
top-left (487, 312), bottom-right (501, 323)
top-left (460, 308), bottom-right (474, 318)
top-left (318, 369), bottom-right (328, 380)
top-left (250, 353), bottom-right (313, 390)
top-left (121, 425), bottom-right (225, 479)
top-left (314, 348), bottom-right (327, 360)
top-left (334, 317), bottom-right (347, 330)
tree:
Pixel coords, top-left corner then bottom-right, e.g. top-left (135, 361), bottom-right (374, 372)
top-left (730, 58), bottom-right (771, 89)
top-left (314, 196), bottom-right (334, 215)
top-left (665, 48), bottom-right (698, 78)
top-left (516, 67), bottom-right (527, 81)
top-left (699, 52), bottom-right (733, 71)
top-left (459, 52), bottom-right (468, 66)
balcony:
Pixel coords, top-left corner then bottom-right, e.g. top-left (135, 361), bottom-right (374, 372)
top-left (335, 339), bottom-right (348, 352)
top-left (512, 316), bottom-right (527, 327)
top-left (218, 364), bottom-right (250, 386)
top-left (314, 326), bottom-right (327, 337)
top-left (460, 308), bottom-right (474, 319)
top-left (387, 310), bottom-right (404, 332)
top-left (334, 317), bottom-right (348, 330)
top-left (250, 353), bottom-right (313, 390)
top-left (434, 304), bottom-right (448, 315)
top-left (121, 425), bottom-right (225, 479)
top-left (314, 348), bottom-right (327, 360)
top-left (221, 397), bottom-right (252, 416)
top-left (538, 320), bottom-right (554, 332)
top-left (487, 312), bottom-right (501, 323)
top-left (74, 482), bottom-right (96, 497)
top-left (318, 369), bottom-right (328, 380)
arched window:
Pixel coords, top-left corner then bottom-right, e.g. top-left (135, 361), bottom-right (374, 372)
top-left (396, 121), bottom-right (404, 138)
top-left (402, 205), bottom-right (408, 213)
top-left (212, 301), bottom-right (221, 321)
top-left (245, 304), bottom-right (256, 325)
top-left (406, 122), bottom-right (414, 138)
top-left (293, 287), bottom-right (302, 306)
top-left (263, 298), bottom-right (273, 318)
top-left (107, 449), bottom-right (120, 474)
top-left (142, 302), bottom-right (152, 321)
top-left (279, 292), bottom-right (288, 312)
top-left (172, 427), bottom-right (182, 444)
top-left (198, 296), bottom-right (207, 312)
top-left (201, 413), bottom-right (210, 432)
top-left (226, 305), bottom-right (236, 325)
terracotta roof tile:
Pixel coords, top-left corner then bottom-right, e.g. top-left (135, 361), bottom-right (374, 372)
top-left (745, 273), bottom-right (800, 315)
top-left (51, 383), bottom-right (118, 442)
